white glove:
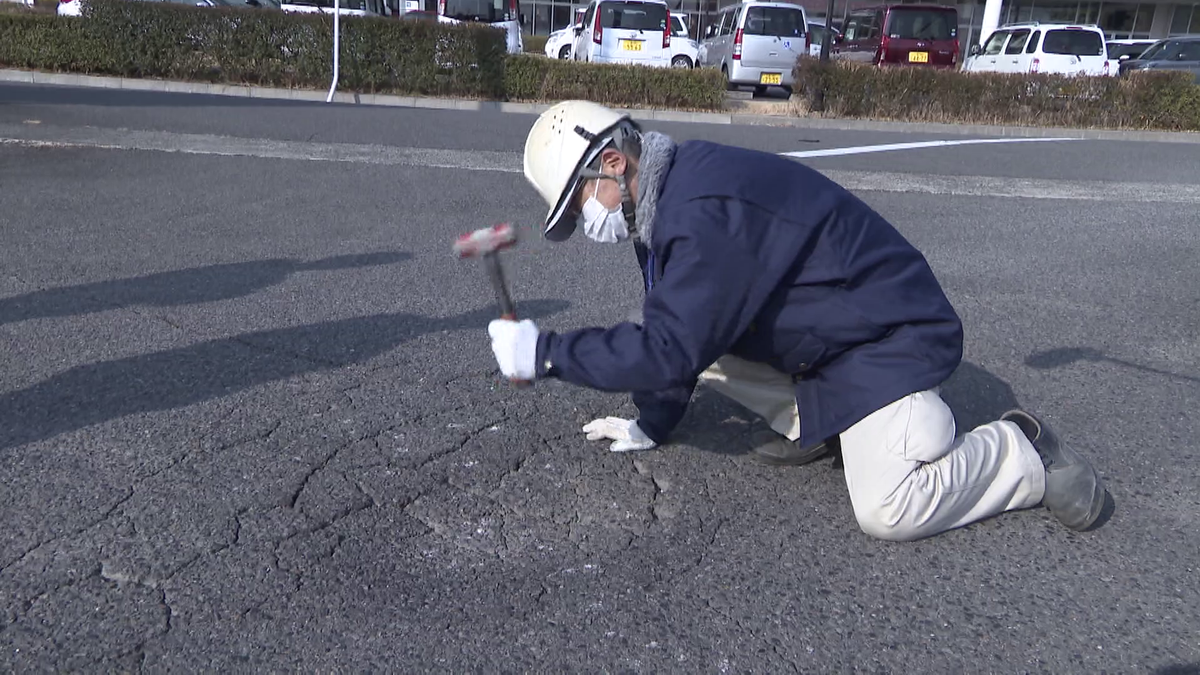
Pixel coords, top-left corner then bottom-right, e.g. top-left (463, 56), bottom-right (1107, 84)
top-left (487, 319), bottom-right (539, 380)
top-left (582, 417), bottom-right (657, 453)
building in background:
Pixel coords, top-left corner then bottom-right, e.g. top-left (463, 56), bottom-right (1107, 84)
top-left (519, 0), bottom-right (1200, 53)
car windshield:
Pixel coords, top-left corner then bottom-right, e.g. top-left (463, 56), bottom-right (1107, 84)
top-left (744, 6), bottom-right (805, 37)
top-left (443, 0), bottom-right (501, 22)
top-left (886, 9), bottom-right (956, 40)
top-left (600, 2), bottom-right (667, 31)
top-left (1137, 41), bottom-right (1169, 59)
top-left (1106, 42), bottom-right (1153, 59)
top-left (1042, 29), bottom-right (1104, 56)
top-left (1149, 40), bottom-right (1200, 60)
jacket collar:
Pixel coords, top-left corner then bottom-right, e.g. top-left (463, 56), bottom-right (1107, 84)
top-left (632, 131), bottom-right (676, 249)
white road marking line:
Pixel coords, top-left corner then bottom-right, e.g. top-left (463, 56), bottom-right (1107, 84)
top-left (821, 169), bottom-right (1200, 204)
top-left (781, 137), bottom-right (1081, 158)
top-left (4, 125), bottom-right (1198, 204)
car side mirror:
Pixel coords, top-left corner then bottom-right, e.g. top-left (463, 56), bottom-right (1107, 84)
top-left (1118, 53), bottom-right (1130, 61)
top-left (968, 44), bottom-right (981, 56)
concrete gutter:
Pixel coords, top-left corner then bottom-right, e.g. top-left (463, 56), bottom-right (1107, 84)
top-left (2, 67), bottom-right (1198, 144)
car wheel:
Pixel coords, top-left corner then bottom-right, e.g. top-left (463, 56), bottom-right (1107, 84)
top-left (671, 55), bottom-right (692, 68)
top-left (559, 45), bottom-right (571, 60)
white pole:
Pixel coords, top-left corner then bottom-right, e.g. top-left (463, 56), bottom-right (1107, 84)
top-left (978, 0), bottom-right (1002, 48)
top-left (326, 0), bottom-right (340, 103)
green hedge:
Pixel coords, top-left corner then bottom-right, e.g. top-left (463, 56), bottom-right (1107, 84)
top-left (523, 34), bottom-right (548, 55)
top-left (794, 56), bottom-right (1200, 132)
top-left (505, 53), bottom-right (725, 111)
top-left (0, 0), bottom-right (508, 98)
top-left (0, 2), bottom-right (725, 109)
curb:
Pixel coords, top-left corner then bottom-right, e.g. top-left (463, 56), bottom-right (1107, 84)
top-left (2, 68), bottom-right (1198, 144)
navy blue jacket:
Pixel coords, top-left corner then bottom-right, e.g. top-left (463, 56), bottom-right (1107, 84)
top-left (535, 140), bottom-right (963, 448)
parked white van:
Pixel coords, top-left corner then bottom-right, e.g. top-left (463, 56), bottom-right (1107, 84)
top-left (438, 0), bottom-right (524, 54)
top-left (699, 0), bottom-right (809, 94)
top-left (571, 0), bottom-right (673, 68)
top-left (962, 23), bottom-right (1115, 77)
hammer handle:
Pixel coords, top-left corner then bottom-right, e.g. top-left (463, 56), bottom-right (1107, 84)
top-left (484, 254), bottom-right (531, 388)
top-left (484, 253), bottom-right (516, 319)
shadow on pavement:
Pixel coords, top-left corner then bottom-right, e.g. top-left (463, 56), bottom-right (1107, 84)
top-left (0, 252), bottom-right (410, 326)
top-left (0, 298), bottom-right (570, 451)
top-left (1026, 346), bottom-right (1200, 384)
top-left (679, 358), bottom-right (1118, 531)
top-left (1156, 664), bottom-right (1200, 675)
top-left (939, 360), bottom-right (1023, 431)
top-left (679, 360), bottom-right (1024, 458)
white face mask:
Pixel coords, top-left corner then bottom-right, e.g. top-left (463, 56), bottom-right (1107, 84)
top-left (578, 180), bottom-right (629, 244)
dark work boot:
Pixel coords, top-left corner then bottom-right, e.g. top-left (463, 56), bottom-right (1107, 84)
top-left (750, 428), bottom-right (837, 466)
top-left (1001, 409), bottom-right (1107, 531)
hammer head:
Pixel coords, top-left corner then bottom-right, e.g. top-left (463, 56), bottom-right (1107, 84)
top-left (453, 223), bottom-right (518, 259)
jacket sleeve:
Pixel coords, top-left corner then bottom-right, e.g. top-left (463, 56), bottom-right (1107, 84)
top-left (535, 197), bottom-right (786, 396)
top-left (631, 382), bottom-right (696, 444)
top-left (628, 240), bottom-right (697, 444)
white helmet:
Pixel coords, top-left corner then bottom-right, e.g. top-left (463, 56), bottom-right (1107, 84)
top-left (523, 100), bottom-right (633, 242)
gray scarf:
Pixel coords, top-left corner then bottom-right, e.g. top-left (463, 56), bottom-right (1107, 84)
top-left (631, 131), bottom-right (676, 248)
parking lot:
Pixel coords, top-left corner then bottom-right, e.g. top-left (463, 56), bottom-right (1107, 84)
top-left (2, 82), bottom-right (1199, 672)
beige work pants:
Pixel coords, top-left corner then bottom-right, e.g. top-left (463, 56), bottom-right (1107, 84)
top-left (699, 355), bottom-right (1047, 542)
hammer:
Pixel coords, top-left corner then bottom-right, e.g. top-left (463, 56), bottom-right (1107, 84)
top-left (452, 223), bottom-right (530, 387)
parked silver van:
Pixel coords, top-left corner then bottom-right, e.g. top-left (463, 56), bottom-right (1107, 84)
top-left (699, 0), bottom-right (809, 94)
top-left (572, 0), bottom-right (673, 68)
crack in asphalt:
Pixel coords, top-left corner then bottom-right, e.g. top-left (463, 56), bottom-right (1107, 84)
top-left (412, 416), bottom-right (510, 473)
top-left (93, 580), bottom-right (176, 674)
top-left (631, 458), bottom-right (666, 524)
top-left (0, 487), bottom-right (135, 574)
top-left (286, 443), bottom-right (345, 510)
top-left (1, 369), bottom-right (724, 662)
top-left (208, 508), bottom-right (249, 558)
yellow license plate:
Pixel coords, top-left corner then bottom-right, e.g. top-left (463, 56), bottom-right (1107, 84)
top-left (759, 72), bottom-right (782, 85)
top-left (908, 51), bottom-right (929, 63)
top-left (620, 40), bottom-right (642, 51)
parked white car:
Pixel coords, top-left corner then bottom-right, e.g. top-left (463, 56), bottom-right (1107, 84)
top-left (545, 8), bottom-right (587, 60)
top-left (806, 18), bottom-right (840, 57)
top-left (962, 23), bottom-right (1116, 76)
top-left (571, 0), bottom-right (673, 68)
top-left (668, 13), bottom-right (699, 68)
top-left (545, 25), bottom-right (577, 59)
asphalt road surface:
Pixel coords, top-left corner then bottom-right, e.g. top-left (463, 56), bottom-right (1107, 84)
top-left (1, 83), bottom-right (1198, 673)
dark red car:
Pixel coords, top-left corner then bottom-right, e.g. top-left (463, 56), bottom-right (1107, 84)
top-left (833, 4), bottom-right (960, 68)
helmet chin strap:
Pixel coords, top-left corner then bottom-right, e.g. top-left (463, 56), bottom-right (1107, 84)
top-left (614, 172), bottom-right (638, 236)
